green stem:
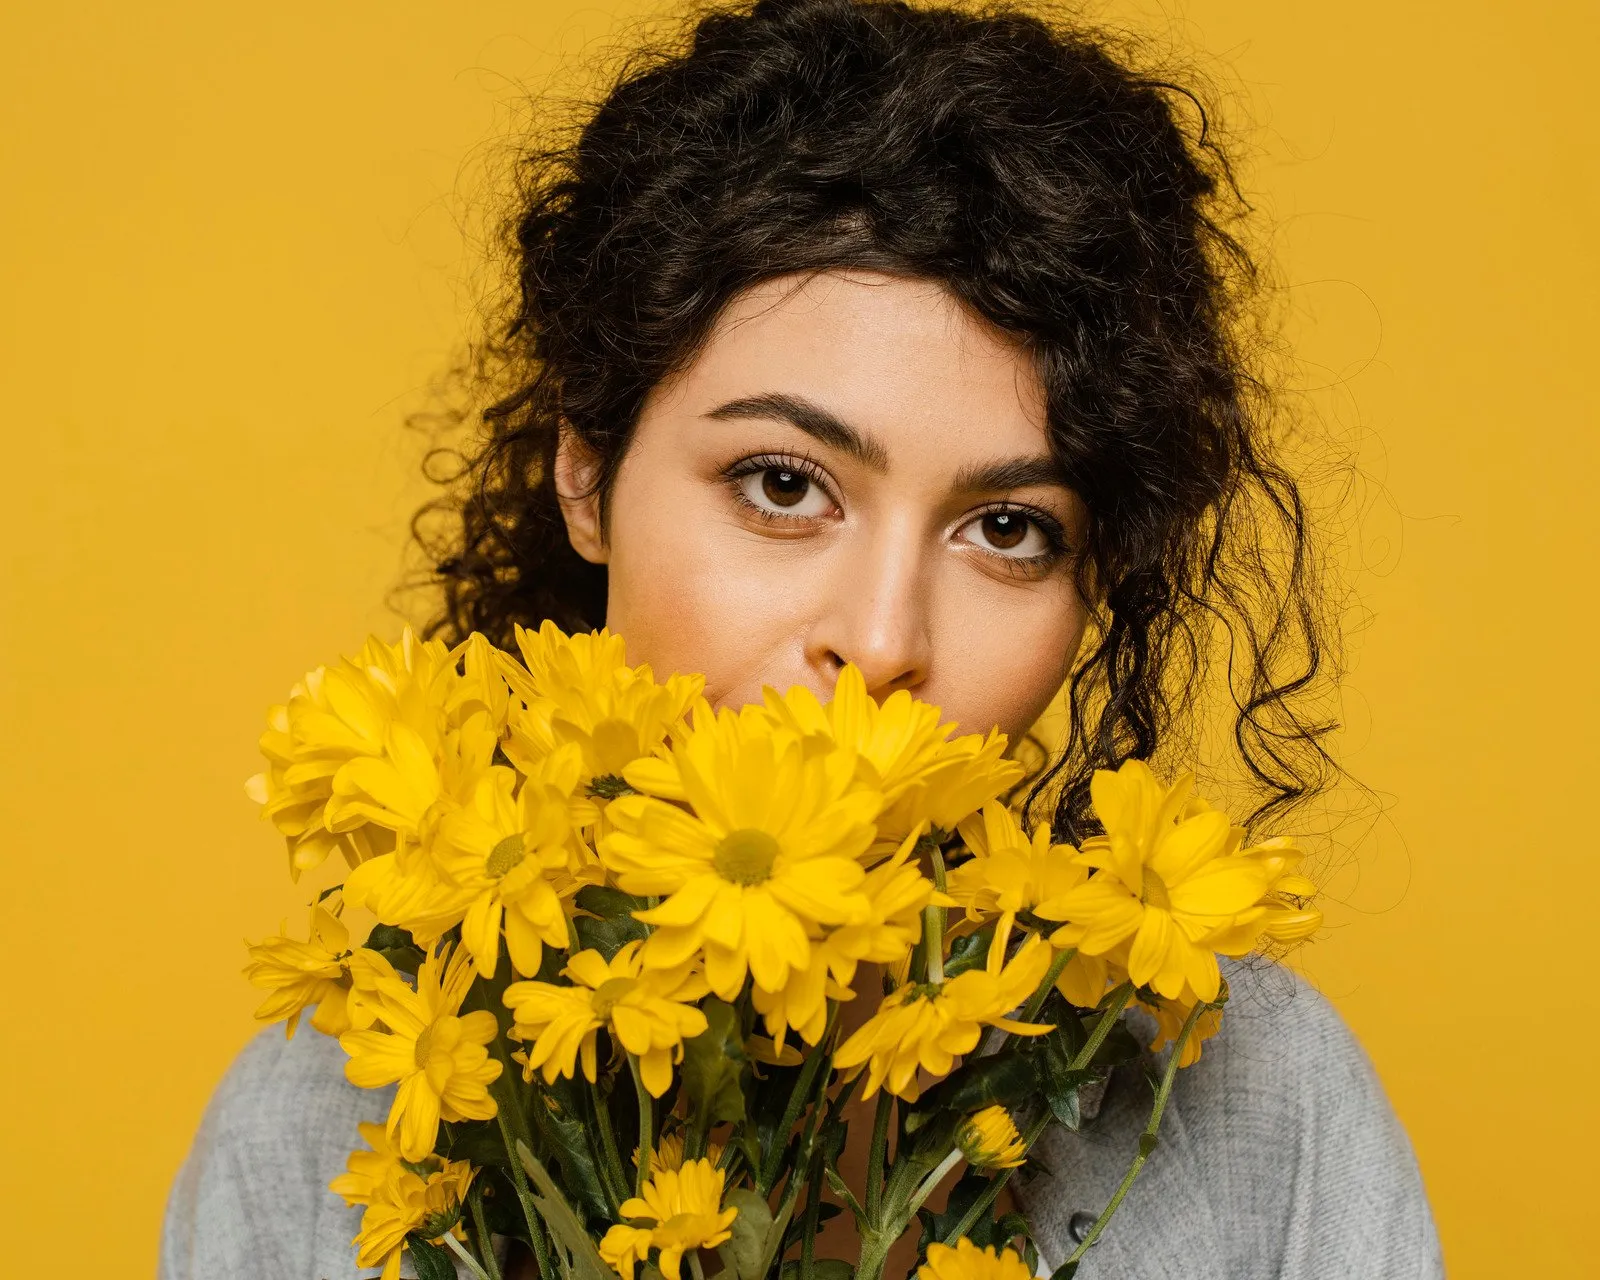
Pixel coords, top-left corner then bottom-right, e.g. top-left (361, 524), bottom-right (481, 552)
top-left (759, 1003), bottom-right (841, 1195)
top-left (628, 1054), bottom-right (655, 1196)
top-left (799, 1147), bottom-right (825, 1276)
top-left (441, 1230), bottom-right (494, 1280)
top-left (938, 1111), bottom-right (1051, 1246)
top-left (495, 1107), bottom-right (555, 1280)
top-left (758, 1013), bottom-right (843, 1277)
top-left (1062, 1000), bottom-right (1205, 1266)
top-left (922, 846), bottom-right (949, 984)
top-left (1067, 981), bottom-right (1135, 1072)
top-left (588, 1077), bottom-right (628, 1214)
top-left (864, 1090), bottom-right (894, 1221)
top-left (688, 1251), bottom-right (707, 1280)
top-left (1021, 946), bottom-right (1075, 1024)
top-left (468, 1183), bottom-right (504, 1280)
top-left (905, 1147), bottom-right (964, 1219)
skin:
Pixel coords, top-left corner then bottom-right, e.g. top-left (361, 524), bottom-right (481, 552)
top-left (527, 269), bottom-right (1092, 1276)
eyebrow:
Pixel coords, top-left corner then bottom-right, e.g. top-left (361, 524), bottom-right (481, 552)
top-left (704, 389), bottom-right (1071, 494)
top-left (949, 454), bottom-right (1071, 493)
top-left (704, 392), bottom-right (891, 472)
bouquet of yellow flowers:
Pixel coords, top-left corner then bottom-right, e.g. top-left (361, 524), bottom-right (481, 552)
top-left (242, 624), bottom-right (1320, 1280)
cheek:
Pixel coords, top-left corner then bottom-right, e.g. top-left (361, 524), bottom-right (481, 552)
top-left (600, 475), bottom-right (822, 699)
top-left (930, 579), bottom-right (1086, 742)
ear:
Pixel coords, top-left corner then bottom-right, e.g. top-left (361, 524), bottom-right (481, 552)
top-left (553, 426), bottom-right (608, 565)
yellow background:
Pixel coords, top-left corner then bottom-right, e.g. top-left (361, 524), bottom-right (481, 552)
top-left (2, 1), bottom-right (1594, 1274)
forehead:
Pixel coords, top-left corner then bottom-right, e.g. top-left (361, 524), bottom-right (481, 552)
top-left (648, 269), bottom-right (1050, 458)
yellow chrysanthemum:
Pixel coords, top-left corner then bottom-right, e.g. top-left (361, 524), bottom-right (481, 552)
top-left (246, 628), bottom-right (465, 878)
top-left (599, 1223), bottom-right (655, 1280)
top-left (1136, 984), bottom-right (1227, 1068)
top-left (503, 940), bottom-right (709, 1097)
top-left (918, 1239), bottom-right (1036, 1280)
top-left (948, 802), bottom-right (1088, 925)
top-left (602, 705), bottom-right (883, 1001)
top-left (833, 929), bottom-right (1055, 1100)
top-left (244, 905), bottom-right (362, 1038)
top-left (957, 1105), bottom-right (1027, 1170)
top-left (760, 665), bottom-right (1024, 845)
top-left (1035, 761), bottom-right (1271, 1003)
top-left (1206, 835), bottom-right (1323, 951)
top-left (599, 1158), bottom-right (738, 1280)
top-left (325, 704), bottom-right (500, 847)
top-left (750, 827), bottom-right (942, 1048)
top-left (633, 1132), bottom-right (725, 1177)
top-left (429, 750), bottom-right (598, 979)
top-left (329, 1120), bottom-right (405, 1207)
top-left (341, 1141), bottom-right (476, 1280)
top-left (338, 944), bottom-right (502, 1161)
top-left (499, 621), bottom-right (703, 792)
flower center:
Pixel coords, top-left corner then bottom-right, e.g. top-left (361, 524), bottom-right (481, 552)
top-left (1141, 866), bottom-right (1173, 911)
top-left (486, 832), bottom-right (526, 879)
top-left (590, 976), bottom-right (636, 1020)
top-left (712, 828), bottom-right (781, 886)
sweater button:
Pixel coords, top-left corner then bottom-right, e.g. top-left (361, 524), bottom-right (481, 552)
top-left (1068, 1210), bottom-right (1097, 1243)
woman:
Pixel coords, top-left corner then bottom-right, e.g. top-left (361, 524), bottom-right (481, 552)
top-left (162, 0), bottom-right (1442, 1275)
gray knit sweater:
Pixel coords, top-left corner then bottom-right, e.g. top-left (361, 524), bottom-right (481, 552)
top-left (159, 962), bottom-right (1443, 1278)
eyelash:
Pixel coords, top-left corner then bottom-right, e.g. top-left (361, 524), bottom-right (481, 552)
top-left (719, 451), bottom-right (1072, 570)
top-left (721, 452), bottom-right (839, 522)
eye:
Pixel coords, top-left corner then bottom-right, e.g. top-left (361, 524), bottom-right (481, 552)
top-left (730, 459), bottom-right (837, 519)
top-left (956, 509), bottom-right (1060, 560)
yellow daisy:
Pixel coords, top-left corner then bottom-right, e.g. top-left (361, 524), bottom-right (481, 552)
top-left (918, 1239), bottom-right (1036, 1280)
top-left (602, 706), bottom-right (883, 1001)
top-left (750, 827), bottom-right (941, 1048)
top-left (244, 905), bottom-right (358, 1038)
top-left (347, 1153), bottom-right (476, 1280)
top-left (503, 941), bottom-right (710, 1097)
top-left (833, 929), bottom-right (1055, 1100)
top-left (760, 665), bottom-right (1025, 844)
top-left (246, 628), bottom-right (459, 878)
top-left (499, 621), bottom-right (703, 791)
top-left (633, 1132), bottom-right (724, 1177)
top-left (338, 943), bottom-right (501, 1161)
top-left (1035, 761), bottom-right (1271, 1003)
top-left (1136, 985), bottom-right (1227, 1068)
top-left (329, 1120), bottom-right (404, 1207)
top-left (948, 802), bottom-right (1088, 925)
top-left (430, 751), bottom-right (596, 979)
top-left (599, 1158), bottom-right (738, 1280)
top-left (957, 1105), bottom-right (1028, 1170)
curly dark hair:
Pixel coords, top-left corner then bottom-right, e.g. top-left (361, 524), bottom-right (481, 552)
top-left (406, 0), bottom-right (1343, 845)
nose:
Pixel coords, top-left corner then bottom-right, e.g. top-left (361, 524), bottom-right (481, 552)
top-left (806, 523), bottom-right (933, 699)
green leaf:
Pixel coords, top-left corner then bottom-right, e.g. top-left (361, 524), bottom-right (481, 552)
top-left (941, 924), bottom-right (996, 979)
top-left (530, 1079), bottom-right (613, 1224)
top-left (715, 1187), bottom-right (774, 1279)
top-left (514, 1141), bottom-right (616, 1280)
top-left (437, 1119), bottom-right (511, 1168)
top-left (906, 1053), bottom-right (1036, 1129)
top-left (363, 922), bottom-right (424, 974)
top-left (917, 1170), bottom-right (993, 1251)
top-left (574, 885), bottom-right (650, 918)
top-left (405, 1236), bottom-right (458, 1280)
top-left (681, 999), bottom-right (748, 1128)
top-left (573, 911), bottom-right (649, 962)
top-left (1049, 1261), bottom-right (1080, 1279)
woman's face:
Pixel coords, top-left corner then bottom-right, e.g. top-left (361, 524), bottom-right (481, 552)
top-left (556, 269), bottom-right (1089, 742)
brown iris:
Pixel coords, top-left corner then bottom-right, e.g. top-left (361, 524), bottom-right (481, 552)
top-left (761, 468), bottom-right (809, 507)
top-left (980, 511), bottom-right (1027, 549)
